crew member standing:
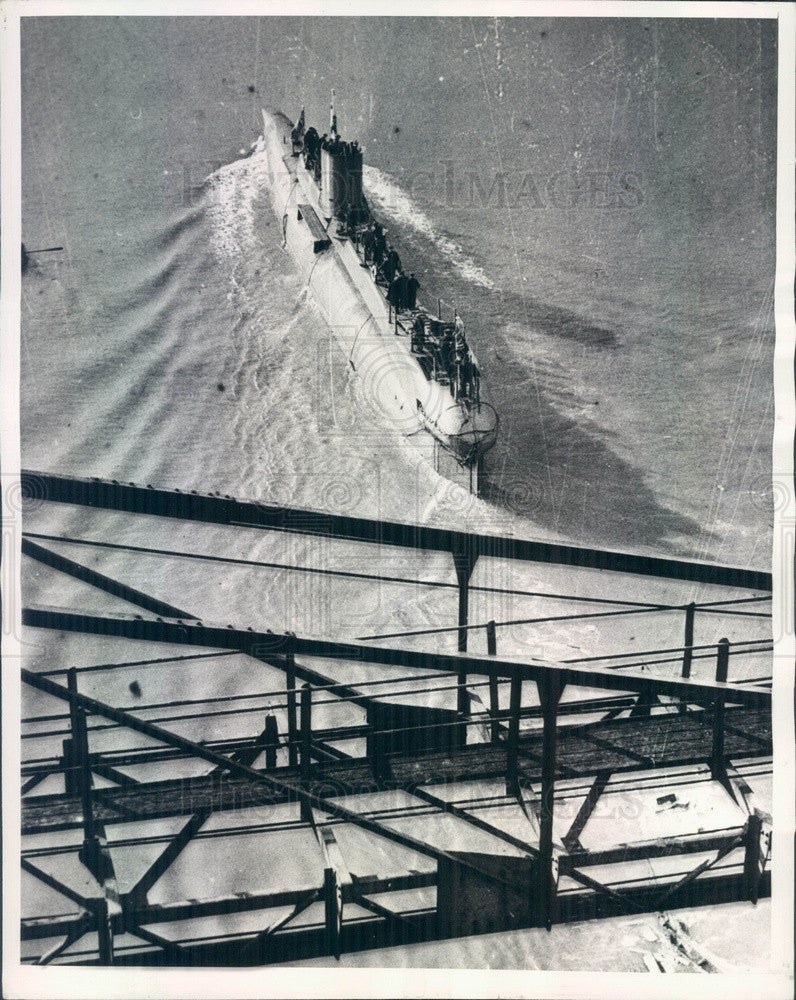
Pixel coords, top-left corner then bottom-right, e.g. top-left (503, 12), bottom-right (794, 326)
top-left (406, 272), bottom-right (420, 310)
top-left (395, 271), bottom-right (409, 310)
top-left (382, 246), bottom-right (398, 283)
top-left (453, 317), bottom-right (467, 399)
top-left (383, 247), bottom-right (401, 283)
top-left (388, 273), bottom-right (401, 310)
top-left (362, 225), bottom-right (375, 263)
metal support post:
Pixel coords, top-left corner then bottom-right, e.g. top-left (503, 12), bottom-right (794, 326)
top-left (66, 667), bottom-right (81, 745)
top-left (62, 738), bottom-right (77, 797)
top-left (486, 621), bottom-right (500, 742)
top-left (452, 545), bottom-right (477, 716)
top-left (300, 684), bottom-right (312, 823)
top-left (94, 897), bottom-right (114, 964)
top-left (285, 636), bottom-right (298, 767)
top-left (489, 676), bottom-right (501, 743)
top-left (452, 547), bottom-right (474, 654)
top-left (536, 675), bottom-right (564, 930)
top-left (711, 638), bottom-right (730, 779)
top-left (682, 602), bottom-right (696, 677)
top-left (742, 812), bottom-right (764, 904)
top-left (323, 866), bottom-right (342, 959)
top-left (680, 601), bottom-right (696, 713)
top-left (264, 714), bottom-right (279, 770)
top-left (505, 675), bottom-right (522, 794)
top-left (716, 637), bottom-right (730, 683)
top-left (67, 669), bottom-right (97, 851)
top-left (67, 671), bottom-right (118, 962)
top-left (486, 620), bottom-right (497, 656)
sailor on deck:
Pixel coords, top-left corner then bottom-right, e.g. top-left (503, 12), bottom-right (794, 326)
top-left (390, 271), bottom-right (411, 311)
top-left (291, 108), bottom-right (306, 152)
top-left (372, 237), bottom-right (385, 270)
top-left (361, 225), bottom-right (375, 262)
top-left (382, 247), bottom-right (401, 283)
top-left (440, 328), bottom-right (454, 373)
top-left (396, 271), bottom-right (410, 311)
top-left (303, 126), bottom-right (320, 170)
top-left (388, 272), bottom-right (401, 310)
top-left (411, 311), bottom-right (428, 352)
top-left (406, 273), bottom-right (420, 310)
top-left (453, 318), bottom-right (467, 399)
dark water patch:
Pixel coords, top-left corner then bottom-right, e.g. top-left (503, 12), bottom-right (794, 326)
top-left (378, 212), bottom-right (617, 349)
top-left (480, 388), bottom-right (708, 554)
top-left (519, 295), bottom-right (617, 347)
top-left (151, 204), bottom-right (204, 252)
top-left (467, 280), bottom-right (618, 349)
top-left (112, 245), bottom-right (196, 315)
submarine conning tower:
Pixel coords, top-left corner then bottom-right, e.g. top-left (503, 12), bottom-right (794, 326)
top-left (320, 127), bottom-right (365, 223)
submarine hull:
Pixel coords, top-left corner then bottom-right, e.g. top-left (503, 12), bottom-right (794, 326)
top-left (260, 111), bottom-right (498, 481)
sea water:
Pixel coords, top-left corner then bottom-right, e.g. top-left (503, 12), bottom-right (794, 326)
top-left (20, 15), bottom-right (777, 565)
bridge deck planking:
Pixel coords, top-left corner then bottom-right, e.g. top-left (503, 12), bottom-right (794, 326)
top-left (22, 706), bottom-right (769, 835)
top-left (15, 471), bottom-right (774, 964)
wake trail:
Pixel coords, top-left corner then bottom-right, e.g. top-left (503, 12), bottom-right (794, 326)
top-left (363, 165), bottom-right (494, 289)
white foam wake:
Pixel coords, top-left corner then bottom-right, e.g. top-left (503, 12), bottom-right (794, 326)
top-left (363, 165), bottom-right (494, 289)
top-left (204, 136), bottom-right (270, 262)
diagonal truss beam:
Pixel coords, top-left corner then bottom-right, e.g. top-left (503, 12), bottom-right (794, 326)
top-left (719, 763), bottom-right (773, 825)
top-left (565, 867), bottom-right (645, 912)
top-left (22, 537), bottom-right (192, 619)
top-left (130, 924), bottom-right (184, 962)
top-left (653, 834), bottom-right (745, 907)
top-left (127, 810), bottom-right (210, 903)
top-left (353, 893), bottom-right (416, 931)
top-left (89, 761), bottom-right (140, 788)
top-left (21, 606), bottom-right (772, 710)
top-left (35, 926), bottom-right (87, 966)
top-left (561, 771), bottom-right (612, 853)
top-left (21, 668), bottom-right (537, 894)
top-left (251, 890), bottom-right (322, 948)
top-left (21, 856), bottom-right (92, 910)
top-left (126, 721), bottom-right (284, 903)
top-left (567, 832), bottom-right (746, 913)
top-left (21, 773), bottom-right (49, 795)
top-left (408, 784), bottom-right (537, 856)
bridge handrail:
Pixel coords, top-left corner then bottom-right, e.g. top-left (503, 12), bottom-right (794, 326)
top-left (18, 470), bottom-right (772, 591)
top-left (21, 605), bottom-right (773, 710)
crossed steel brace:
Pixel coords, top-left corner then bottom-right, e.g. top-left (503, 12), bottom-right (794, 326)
top-left (21, 608), bottom-right (772, 966)
top-left (17, 473), bottom-right (773, 965)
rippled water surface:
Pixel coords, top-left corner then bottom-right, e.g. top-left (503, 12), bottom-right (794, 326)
top-left (21, 15), bottom-right (777, 562)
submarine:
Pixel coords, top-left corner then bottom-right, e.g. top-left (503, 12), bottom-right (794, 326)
top-left (260, 101), bottom-right (498, 495)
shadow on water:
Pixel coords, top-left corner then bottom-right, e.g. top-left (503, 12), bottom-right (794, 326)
top-left (456, 289), bottom-right (706, 552)
top-left (375, 223), bottom-right (705, 554)
top-left (480, 388), bottom-right (710, 554)
top-left (516, 295), bottom-right (617, 348)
